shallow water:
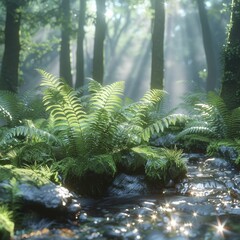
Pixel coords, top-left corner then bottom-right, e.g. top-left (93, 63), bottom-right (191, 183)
top-left (15, 154), bottom-right (240, 239)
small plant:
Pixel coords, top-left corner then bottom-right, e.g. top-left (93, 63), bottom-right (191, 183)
top-left (0, 205), bottom-right (14, 240)
top-left (132, 146), bottom-right (186, 183)
top-left (178, 92), bottom-right (240, 143)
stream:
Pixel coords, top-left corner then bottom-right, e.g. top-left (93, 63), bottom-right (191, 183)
top-left (15, 153), bottom-right (240, 239)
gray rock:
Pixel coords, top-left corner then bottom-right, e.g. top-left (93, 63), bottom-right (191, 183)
top-left (21, 183), bottom-right (81, 220)
top-left (107, 173), bottom-right (148, 196)
top-left (205, 157), bottom-right (231, 169)
top-left (218, 146), bottom-right (238, 161)
top-left (150, 134), bottom-right (177, 148)
top-left (0, 181), bottom-right (81, 220)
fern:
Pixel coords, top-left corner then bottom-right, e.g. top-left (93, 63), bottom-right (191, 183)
top-left (0, 205), bottom-right (14, 239)
top-left (178, 92), bottom-right (240, 142)
top-left (87, 78), bottom-right (103, 93)
top-left (90, 80), bottom-right (124, 113)
top-left (0, 125), bottom-right (59, 145)
top-left (38, 69), bottom-right (87, 157)
top-left (142, 114), bottom-right (188, 141)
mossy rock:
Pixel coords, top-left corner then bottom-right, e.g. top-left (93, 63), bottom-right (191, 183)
top-left (0, 165), bottom-right (81, 221)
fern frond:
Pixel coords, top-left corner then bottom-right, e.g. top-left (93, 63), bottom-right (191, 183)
top-left (140, 89), bottom-right (166, 105)
top-left (142, 114), bottom-right (188, 141)
top-left (86, 109), bottom-right (113, 154)
top-left (87, 79), bottom-right (102, 93)
top-left (0, 91), bottom-right (24, 126)
top-left (90, 81), bottom-right (124, 113)
top-left (38, 70), bottom-right (87, 156)
top-left (228, 107), bottom-right (240, 138)
top-left (87, 154), bottom-right (117, 176)
top-left (0, 205), bottom-right (14, 238)
top-left (1, 126), bottom-right (60, 145)
top-left (177, 126), bottom-right (217, 140)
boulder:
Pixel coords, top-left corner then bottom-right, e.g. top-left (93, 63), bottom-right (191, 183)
top-left (0, 165), bottom-right (81, 221)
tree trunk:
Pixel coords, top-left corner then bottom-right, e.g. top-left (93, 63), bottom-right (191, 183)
top-left (220, 0), bottom-right (240, 109)
top-left (92, 0), bottom-right (106, 84)
top-left (60, 0), bottom-right (73, 86)
top-left (75, 0), bottom-right (86, 89)
top-left (0, 1), bottom-right (22, 93)
top-left (150, 0), bottom-right (165, 90)
top-left (197, 0), bottom-right (218, 92)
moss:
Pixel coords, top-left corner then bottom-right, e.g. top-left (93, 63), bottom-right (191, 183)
top-left (0, 165), bottom-right (51, 186)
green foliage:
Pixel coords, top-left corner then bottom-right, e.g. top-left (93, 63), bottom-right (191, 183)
top-left (0, 205), bottom-right (14, 240)
top-left (13, 142), bottom-right (55, 167)
top-left (142, 113), bottom-right (188, 141)
top-left (8, 178), bottom-right (23, 223)
top-left (131, 146), bottom-right (186, 182)
top-left (0, 122), bottom-right (59, 146)
top-left (36, 70), bottom-right (186, 185)
top-left (0, 90), bottom-right (46, 127)
top-left (178, 92), bottom-right (240, 143)
top-left (89, 80), bottom-right (124, 113)
top-left (0, 165), bottom-right (51, 186)
top-left (206, 139), bottom-right (240, 165)
top-left (0, 70), bottom-right (187, 195)
top-left (54, 154), bottom-right (116, 181)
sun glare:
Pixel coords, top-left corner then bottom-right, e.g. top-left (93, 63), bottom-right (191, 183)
top-left (213, 218), bottom-right (228, 237)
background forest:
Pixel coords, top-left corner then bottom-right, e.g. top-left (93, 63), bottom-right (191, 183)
top-left (2, 1), bottom-right (240, 238)
top-left (0, 0), bottom-right (232, 108)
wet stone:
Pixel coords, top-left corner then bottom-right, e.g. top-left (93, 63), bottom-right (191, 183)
top-left (186, 153), bottom-right (206, 163)
top-left (205, 157), bottom-right (231, 169)
top-left (107, 173), bottom-right (148, 196)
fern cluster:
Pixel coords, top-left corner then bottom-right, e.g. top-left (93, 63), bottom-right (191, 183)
top-left (0, 70), bottom-right (188, 195)
top-left (178, 92), bottom-right (240, 143)
top-left (36, 70), bottom-right (187, 183)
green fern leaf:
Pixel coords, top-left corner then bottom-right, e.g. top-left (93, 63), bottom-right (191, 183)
top-left (90, 81), bottom-right (124, 113)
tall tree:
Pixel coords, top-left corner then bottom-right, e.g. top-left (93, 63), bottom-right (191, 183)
top-left (92, 0), bottom-right (106, 84)
top-left (220, 0), bottom-right (240, 109)
top-left (196, 0), bottom-right (218, 92)
top-left (75, 0), bottom-right (86, 88)
top-left (60, 0), bottom-right (72, 86)
top-left (0, 0), bottom-right (26, 92)
top-left (150, 0), bottom-right (165, 90)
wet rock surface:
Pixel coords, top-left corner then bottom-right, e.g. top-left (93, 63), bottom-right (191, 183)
top-left (0, 180), bottom-right (81, 221)
top-left (15, 154), bottom-right (240, 239)
top-left (19, 183), bottom-right (81, 220)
